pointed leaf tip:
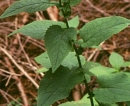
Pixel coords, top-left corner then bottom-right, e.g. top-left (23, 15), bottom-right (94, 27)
top-left (0, 0), bottom-right (57, 18)
top-left (79, 16), bottom-right (130, 48)
top-left (44, 25), bottom-right (77, 72)
top-left (37, 66), bottom-right (84, 106)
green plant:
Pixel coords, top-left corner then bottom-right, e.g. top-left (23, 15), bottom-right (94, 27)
top-left (1, 0), bottom-right (130, 106)
top-left (7, 98), bottom-right (22, 106)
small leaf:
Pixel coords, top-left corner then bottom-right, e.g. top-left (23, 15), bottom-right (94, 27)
top-left (35, 52), bottom-right (85, 70)
top-left (44, 25), bottom-right (77, 72)
top-left (109, 52), bottom-right (124, 70)
top-left (61, 0), bottom-right (81, 6)
top-left (36, 67), bottom-right (48, 73)
top-left (59, 94), bottom-right (99, 106)
top-left (35, 52), bottom-right (51, 69)
top-left (68, 16), bottom-right (79, 28)
top-left (0, 0), bottom-right (58, 18)
top-left (62, 52), bottom-right (85, 69)
top-left (83, 61), bottom-right (101, 75)
top-left (122, 61), bottom-right (130, 67)
top-left (94, 72), bottom-right (130, 103)
top-left (84, 74), bottom-right (91, 83)
top-left (79, 16), bottom-right (130, 47)
top-left (8, 20), bottom-right (66, 39)
top-left (91, 45), bottom-right (102, 50)
top-left (89, 66), bottom-right (117, 77)
top-left (37, 66), bottom-right (84, 106)
top-left (62, 3), bottom-right (71, 18)
top-left (76, 39), bottom-right (83, 46)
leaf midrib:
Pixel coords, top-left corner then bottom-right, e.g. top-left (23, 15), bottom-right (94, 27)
top-left (83, 22), bottom-right (129, 42)
top-left (1, 1), bottom-right (56, 17)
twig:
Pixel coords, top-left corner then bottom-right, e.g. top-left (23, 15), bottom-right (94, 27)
top-left (5, 57), bottom-right (29, 106)
top-left (15, 17), bottom-right (32, 66)
top-left (0, 69), bottom-right (22, 76)
top-left (0, 89), bottom-right (23, 105)
top-left (0, 47), bottom-right (39, 89)
top-left (85, 0), bottom-right (110, 16)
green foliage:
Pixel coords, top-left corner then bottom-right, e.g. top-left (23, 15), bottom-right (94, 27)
top-left (37, 66), bottom-right (84, 106)
top-left (7, 98), bottom-right (22, 106)
top-left (88, 66), bottom-right (117, 76)
top-left (9, 20), bottom-right (66, 39)
top-left (60, 3), bottom-right (71, 18)
top-left (35, 52), bottom-right (85, 71)
top-left (61, 0), bottom-right (81, 6)
top-left (79, 16), bottom-right (130, 47)
top-left (83, 61), bottom-right (101, 74)
top-left (68, 16), bottom-right (79, 28)
top-left (122, 61), bottom-right (130, 67)
top-left (35, 52), bottom-right (51, 69)
top-left (0, 0), bottom-right (58, 18)
top-left (1, 0), bottom-right (130, 106)
top-left (94, 72), bottom-right (130, 103)
top-left (44, 25), bottom-right (77, 72)
top-left (109, 52), bottom-right (124, 70)
top-left (59, 94), bottom-right (99, 106)
top-left (126, 101), bottom-right (130, 106)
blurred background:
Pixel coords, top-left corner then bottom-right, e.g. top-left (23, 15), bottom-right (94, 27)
top-left (0, 0), bottom-right (130, 106)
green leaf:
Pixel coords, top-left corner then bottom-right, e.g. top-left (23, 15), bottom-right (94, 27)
top-left (35, 52), bottom-right (51, 69)
top-left (61, 0), bottom-right (81, 6)
top-left (89, 66), bottom-right (117, 77)
top-left (99, 103), bottom-right (118, 106)
top-left (122, 61), bottom-right (130, 67)
top-left (0, 0), bottom-right (58, 18)
top-left (62, 52), bottom-right (85, 69)
top-left (109, 52), bottom-right (124, 70)
top-left (8, 20), bottom-right (66, 39)
top-left (37, 66), bottom-right (84, 106)
top-left (36, 67), bottom-right (48, 73)
top-left (61, 3), bottom-right (71, 18)
top-left (35, 52), bottom-right (85, 70)
top-left (76, 39), bottom-right (83, 46)
top-left (84, 74), bottom-right (91, 83)
top-left (94, 72), bottom-right (130, 103)
top-left (126, 101), bottom-right (130, 106)
top-left (82, 61), bottom-right (101, 82)
top-left (44, 25), bottom-right (77, 72)
top-left (59, 94), bottom-right (99, 106)
top-left (79, 16), bottom-right (130, 48)
top-left (68, 16), bottom-right (79, 28)
top-left (83, 61), bottom-right (101, 75)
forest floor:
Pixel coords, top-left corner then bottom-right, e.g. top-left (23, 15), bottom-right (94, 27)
top-left (0, 0), bottom-right (130, 106)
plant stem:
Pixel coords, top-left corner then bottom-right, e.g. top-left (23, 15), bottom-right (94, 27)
top-left (64, 17), bottom-right (69, 28)
top-left (85, 80), bottom-right (94, 106)
top-left (73, 41), bottom-right (94, 106)
top-left (59, 0), bottom-right (69, 28)
top-left (73, 44), bottom-right (94, 106)
top-left (73, 44), bottom-right (82, 68)
top-left (59, 1), bottom-right (94, 106)
top-left (59, 0), bottom-right (62, 7)
top-left (61, 10), bottom-right (69, 28)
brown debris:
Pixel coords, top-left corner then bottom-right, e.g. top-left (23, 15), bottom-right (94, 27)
top-left (0, 0), bottom-right (130, 105)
